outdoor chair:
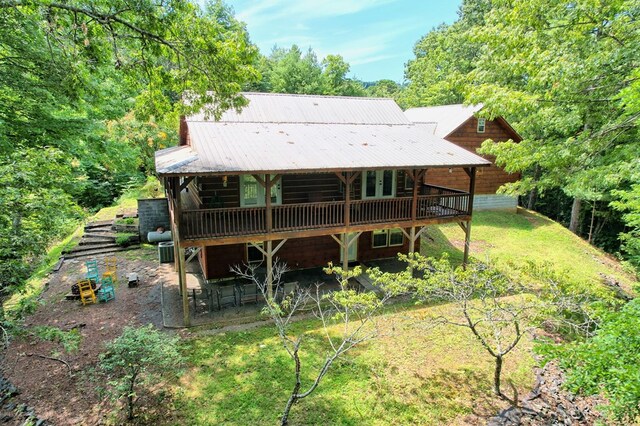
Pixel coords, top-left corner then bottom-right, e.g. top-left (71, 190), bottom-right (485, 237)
top-left (97, 276), bottom-right (115, 303)
top-left (85, 260), bottom-right (100, 283)
top-left (102, 256), bottom-right (117, 284)
top-left (276, 281), bottom-right (299, 303)
top-left (236, 283), bottom-right (262, 305)
top-left (216, 285), bottom-right (237, 309)
top-left (77, 279), bottom-right (97, 305)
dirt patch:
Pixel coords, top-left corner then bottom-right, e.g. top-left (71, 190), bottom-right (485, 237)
top-left (488, 362), bottom-right (606, 425)
top-left (1, 248), bottom-right (177, 425)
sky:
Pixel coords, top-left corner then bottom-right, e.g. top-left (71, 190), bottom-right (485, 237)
top-left (225, 0), bottom-right (462, 83)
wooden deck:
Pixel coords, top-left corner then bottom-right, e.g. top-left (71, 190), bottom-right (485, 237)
top-left (179, 189), bottom-right (470, 242)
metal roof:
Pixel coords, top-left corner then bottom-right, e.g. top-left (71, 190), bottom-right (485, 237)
top-left (156, 122), bottom-right (491, 176)
top-left (404, 104), bottom-right (483, 138)
top-left (188, 92), bottom-right (412, 125)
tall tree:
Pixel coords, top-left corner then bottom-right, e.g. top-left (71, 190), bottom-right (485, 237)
top-left (0, 1), bottom-right (259, 299)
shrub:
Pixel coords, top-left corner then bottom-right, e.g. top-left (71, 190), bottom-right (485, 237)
top-left (539, 298), bottom-right (640, 422)
top-left (99, 325), bottom-right (183, 420)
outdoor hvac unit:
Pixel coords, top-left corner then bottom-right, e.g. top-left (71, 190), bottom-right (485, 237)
top-left (158, 241), bottom-right (175, 263)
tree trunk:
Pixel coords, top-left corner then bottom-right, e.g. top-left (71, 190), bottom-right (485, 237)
top-left (588, 201), bottom-right (596, 243)
top-left (493, 355), bottom-right (503, 397)
top-left (281, 349), bottom-right (302, 425)
top-left (527, 165), bottom-right (541, 210)
top-left (569, 198), bottom-right (581, 234)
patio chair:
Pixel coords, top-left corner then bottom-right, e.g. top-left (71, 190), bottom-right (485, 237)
top-left (85, 260), bottom-right (100, 283)
top-left (102, 256), bottom-right (117, 284)
top-left (236, 283), bottom-right (262, 305)
top-left (97, 276), bottom-right (115, 302)
top-left (276, 281), bottom-right (299, 303)
top-left (216, 285), bottom-right (237, 309)
top-left (77, 279), bottom-right (97, 305)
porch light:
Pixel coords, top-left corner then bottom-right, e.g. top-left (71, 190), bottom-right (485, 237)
top-left (448, 168), bottom-right (453, 173)
top-left (222, 175), bottom-right (228, 187)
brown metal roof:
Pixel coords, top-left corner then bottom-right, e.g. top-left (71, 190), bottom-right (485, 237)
top-left (188, 92), bottom-right (412, 125)
top-left (156, 121), bottom-right (491, 176)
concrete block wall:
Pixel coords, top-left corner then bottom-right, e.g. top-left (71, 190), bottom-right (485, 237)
top-left (473, 194), bottom-right (518, 211)
top-left (137, 198), bottom-right (171, 242)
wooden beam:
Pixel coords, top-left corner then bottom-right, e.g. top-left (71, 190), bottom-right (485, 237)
top-left (468, 167), bottom-right (477, 216)
top-left (249, 241), bottom-right (267, 256)
top-left (186, 247), bottom-right (201, 264)
top-left (335, 172), bottom-right (347, 185)
top-left (331, 234), bottom-right (345, 248)
top-left (252, 174), bottom-right (266, 188)
top-left (179, 176), bottom-right (194, 192)
top-left (266, 240), bottom-right (273, 299)
top-left (409, 227), bottom-right (416, 253)
top-left (345, 171), bottom-right (351, 227)
top-left (272, 238), bottom-right (288, 255)
top-left (458, 222), bottom-right (468, 233)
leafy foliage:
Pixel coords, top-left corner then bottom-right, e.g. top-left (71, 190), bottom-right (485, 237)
top-left (99, 325), bottom-right (183, 420)
top-left (248, 45), bottom-right (366, 96)
top-left (539, 298), bottom-right (640, 422)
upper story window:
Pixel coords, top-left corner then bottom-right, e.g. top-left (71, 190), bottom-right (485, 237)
top-left (240, 175), bottom-right (281, 207)
top-left (477, 118), bottom-right (486, 133)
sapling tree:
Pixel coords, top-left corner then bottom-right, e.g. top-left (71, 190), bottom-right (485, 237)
top-left (99, 325), bottom-right (183, 420)
top-left (372, 254), bottom-right (539, 401)
top-left (231, 261), bottom-right (398, 425)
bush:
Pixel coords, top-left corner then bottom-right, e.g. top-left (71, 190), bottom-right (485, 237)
top-left (539, 298), bottom-right (640, 422)
top-left (99, 325), bottom-right (183, 420)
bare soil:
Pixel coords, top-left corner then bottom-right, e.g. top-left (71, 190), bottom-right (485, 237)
top-left (1, 247), bottom-right (177, 425)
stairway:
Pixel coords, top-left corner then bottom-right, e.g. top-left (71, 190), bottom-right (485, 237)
top-left (63, 219), bottom-right (140, 259)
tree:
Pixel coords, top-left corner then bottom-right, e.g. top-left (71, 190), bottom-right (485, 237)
top-left (231, 262), bottom-right (397, 425)
top-left (370, 254), bottom-right (538, 400)
top-left (0, 0), bottom-right (259, 301)
top-left (365, 79), bottom-right (402, 100)
top-left (99, 325), bottom-right (184, 420)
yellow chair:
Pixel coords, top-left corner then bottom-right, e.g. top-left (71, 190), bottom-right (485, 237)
top-left (102, 257), bottom-right (118, 284)
top-left (77, 279), bottom-right (97, 305)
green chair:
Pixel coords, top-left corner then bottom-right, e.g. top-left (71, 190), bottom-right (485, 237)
top-left (85, 260), bottom-right (100, 283)
top-left (97, 276), bottom-right (115, 302)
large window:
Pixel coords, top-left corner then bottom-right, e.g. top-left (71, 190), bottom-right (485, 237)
top-left (372, 228), bottom-right (404, 248)
top-left (240, 175), bottom-right (281, 207)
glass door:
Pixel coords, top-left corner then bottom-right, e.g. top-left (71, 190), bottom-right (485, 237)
top-left (240, 175), bottom-right (281, 206)
top-left (362, 170), bottom-right (396, 199)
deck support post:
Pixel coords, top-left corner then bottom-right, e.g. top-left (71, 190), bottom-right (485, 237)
top-left (461, 167), bottom-right (477, 269)
top-left (331, 232), bottom-right (361, 272)
top-left (178, 245), bottom-right (190, 327)
top-left (460, 221), bottom-right (471, 268)
top-left (266, 240), bottom-right (273, 299)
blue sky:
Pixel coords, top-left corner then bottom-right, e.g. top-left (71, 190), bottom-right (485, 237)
top-left (225, 0), bottom-right (462, 83)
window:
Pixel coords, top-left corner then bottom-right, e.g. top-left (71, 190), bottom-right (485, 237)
top-left (372, 230), bottom-right (388, 248)
top-left (477, 118), bottom-right (486, 133)
top-left (389, 228), bottom-right (404, 246)
top-left (240, 175), bottom-right (281, 207)
top-left (372, 228), bottom-right (404, 248)
top-left (247, 243), bottom-right (264, 264)
top-left (403, 173), bottom-right (414, 191)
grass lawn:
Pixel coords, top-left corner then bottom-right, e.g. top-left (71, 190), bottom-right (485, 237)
top-left (178, 302), bottom-right (534, 426)
top-left (421, 208), bottom-right (636, 289)
top-left (174, 208), bottom-right (637, 425)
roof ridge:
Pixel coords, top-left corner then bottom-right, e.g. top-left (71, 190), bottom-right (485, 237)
top-left (187, 120), bottom-right (414, 126)
top-left (241, 91), bottom-right (394, 101)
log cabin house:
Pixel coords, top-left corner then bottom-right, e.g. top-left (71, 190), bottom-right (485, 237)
top-left (404, 104), bottom-right (522, 210)
top-left (155, 93), bottom-right (493, 325)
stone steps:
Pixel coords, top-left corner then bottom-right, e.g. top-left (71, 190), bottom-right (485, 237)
top-left (64, 245), bottom-right (140, 259)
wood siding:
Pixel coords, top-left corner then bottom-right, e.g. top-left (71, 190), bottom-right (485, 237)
top-left (202, 231), bottom-right (415, 279)
top-left (425, 117), bottom-right (520, 194)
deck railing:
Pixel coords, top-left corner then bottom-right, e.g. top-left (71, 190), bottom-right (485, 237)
top-left (180, 190), bottom-right (471, 240)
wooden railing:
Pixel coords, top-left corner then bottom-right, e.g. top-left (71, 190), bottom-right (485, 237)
top-left (182, 207), bottom-right (266, 238)
top-left (273, 201), bottom-right (344, 232)
top-left (350, 197), bottom-right (413, 225)
top-left (180, 192), bottom-right (471, 240)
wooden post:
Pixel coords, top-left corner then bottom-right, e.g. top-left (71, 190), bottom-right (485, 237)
top-left (265, 174), bottom-right (272, 233)
top-left (266, 240), bottom-right (273, 299)
top-left (345, 171), bottom-right (351, 227)
top-left (462, 221), bottom-right (471, 268)
top-left (178, 246), bottom-right (190, 327)
top-left (408, 226), bottom-right (416, 254)
top-left (342, 233), bottom-right (349, 271)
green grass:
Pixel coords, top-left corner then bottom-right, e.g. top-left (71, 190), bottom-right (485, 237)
top-left (421, 208), bottom-right (635, 290)
top-left (177, 302), bottom-right (534, 426)
top-left (173, 208), bottom-right (638, 425)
